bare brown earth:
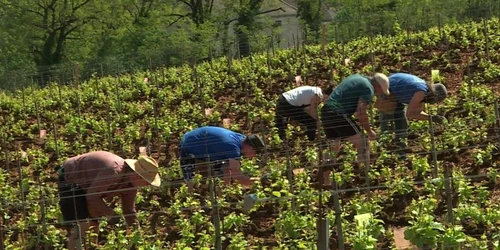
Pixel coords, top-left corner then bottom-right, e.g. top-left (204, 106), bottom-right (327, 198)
top-left (1, 33), bottom-right (500, 249)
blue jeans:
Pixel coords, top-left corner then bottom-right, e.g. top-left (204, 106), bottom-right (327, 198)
top-left (379, 102), bottom-right (408, 158)
top-left (178, 148), bottom-right (225, 181)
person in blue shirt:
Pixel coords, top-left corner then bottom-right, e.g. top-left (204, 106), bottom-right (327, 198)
top-left (178, 126), bottom-right (265, 190)
top-left (378, 73), bottom-right (448, 159)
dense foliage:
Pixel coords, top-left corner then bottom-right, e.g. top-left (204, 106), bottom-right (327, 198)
top-left (1, 0), bottom-right (499, 88)
top-left (1, 17), bottom-right (500, 249)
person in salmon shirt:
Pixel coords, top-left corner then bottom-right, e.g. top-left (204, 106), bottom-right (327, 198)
top-left (56, 151), bottom-right (161, 249)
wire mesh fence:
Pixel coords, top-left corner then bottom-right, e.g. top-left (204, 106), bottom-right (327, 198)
top-left (1, 4), bottom-right (500, 250)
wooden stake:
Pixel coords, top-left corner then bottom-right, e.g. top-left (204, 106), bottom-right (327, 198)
top-left (222, 118), bottom-right (231, 128)
top-left (295, 75), bottom-right (302, 86)
top-left (444, 163), bottom-right (454, 224)
top-left (21, 150), bottom-right (27, 159)
top-left (205, 108), bottom-right (213, 117)
top-left (17, 152), bottom-right (26, 246)
top-left (429, 106), bottom-right (439, 178)
top-left (39, 130), bottom-right (47, 139)
top-left (321, 24), bottom-right (326, 67)
top-left (292, 168), bottom-right (305, 176)
top-left (52, 122), bottom-right (60, 158)
top-left (21, 86), bottom-right (26, 113)
top-left (139, 147), bottom-right (147, 156)
top-left (494, 101), bottom-right (500, 146)
top-left (344, 58), bottom-right (351, 66)
top-left (392, 227), bottom-right (415, 250)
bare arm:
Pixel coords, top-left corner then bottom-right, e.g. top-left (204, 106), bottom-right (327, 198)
top-left (307, 94), bottom-right (321, 120)
top-left (224, 159), bottom-right (254, 187)
top-left (406, 91), bottom-right (430, 121)
top-left (355, 98), bottom-right (371, 132)
top-left (86, 169), bottom-right (118, 219)
top-left (121, 189), bottom-right (138, 226)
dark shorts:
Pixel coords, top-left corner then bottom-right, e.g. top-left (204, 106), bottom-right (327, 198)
top-left (179, 148), bottom-right (226, 181)
top-left (321, 105), bottom-right (361, 140)
top-left (275, 95), bottom-right (317, 141)
top-left (57, 167), bottom-right (90, 225)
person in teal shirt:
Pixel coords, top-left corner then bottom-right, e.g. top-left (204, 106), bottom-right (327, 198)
top-left (378, 73), bottom-right (448, 159)
top-left (320, 73), bottom-right (390, 185)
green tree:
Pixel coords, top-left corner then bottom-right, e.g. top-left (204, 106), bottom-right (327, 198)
top-left (297, 0), bottom-right (323, 44)
top-left (1, 0), bottom-right (97, 83)
top-left (223, 0), bottom-right (282, 57)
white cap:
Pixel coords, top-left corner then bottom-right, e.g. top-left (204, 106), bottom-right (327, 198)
top-left (374, 73), bottom-right (390, 95)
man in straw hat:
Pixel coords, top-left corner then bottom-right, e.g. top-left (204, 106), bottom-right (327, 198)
top-left (320, 73), bottom-right (390, 186)
top-left (178, 126), bottom-right (265, 191)
top-left (56, 150), bottom-right (161, 249)
top-left (376, 72), bottom-right (448, 159)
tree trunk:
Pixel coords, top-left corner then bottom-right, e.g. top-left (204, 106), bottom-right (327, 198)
top-left (236, 27), bottom-right (250, 58)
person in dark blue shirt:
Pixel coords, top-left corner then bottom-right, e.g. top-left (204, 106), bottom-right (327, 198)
top-left (377, 73), bottom-right (448, 159)
top-left (178, 126), bottom-right (265, 190)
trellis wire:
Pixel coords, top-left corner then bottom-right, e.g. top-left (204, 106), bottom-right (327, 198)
top-left (0, 100), bottom-right (498, 248)
top-left (0, 166), bottom-right (497, 248)
top-left (106, 94), bottom-right (113, 151)
top-left (0, 15), bottom-right (499, 249)
top-left (115, 73), bottom-right (122, 115)
top-left (52, 122), bottom-right (60, 159)
top-left (0, 88), bottom-right (500, 248)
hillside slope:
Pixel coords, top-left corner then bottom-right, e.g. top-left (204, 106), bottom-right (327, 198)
top-left (1, 18), bottom-right (500, 249)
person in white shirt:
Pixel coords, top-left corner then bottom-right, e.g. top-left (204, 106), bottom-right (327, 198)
top-left (274, 85), bottom-right (334, 141)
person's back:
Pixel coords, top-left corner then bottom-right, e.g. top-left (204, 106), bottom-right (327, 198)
top-left (282, 86), bottom-right (323, 107)
top-left (325, 74), bottom-right (374, 116)
top-left (180, 126), bottom-right (246, 161)
top-left (57, 151), bottom-right (160, 250)
top-left (389, 73), bottom-right (428, 104)
top-left (63, 151), bottom-right (126, 189)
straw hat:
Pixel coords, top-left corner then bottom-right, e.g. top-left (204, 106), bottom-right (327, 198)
top-left (124, 156), bottom-right (161, 187)
top-left (374, 73), bottom-right (390, 96)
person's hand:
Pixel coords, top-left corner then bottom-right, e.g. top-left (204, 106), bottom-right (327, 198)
top-left (367, 129), bottom-right (377, 140)
top-left (238, 176), bottom-right (255, 189)
top-left (430, 115), bottom-right (446, 124)
top-left (260, 174), bottom-right (271, 186)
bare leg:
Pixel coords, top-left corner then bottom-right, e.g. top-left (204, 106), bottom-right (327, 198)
top-left (347, 133), bottom-right (370, 167)
top-left (323, 170), bottom-right (332, 186)
top-left (187, 181), bottom-right (195, 193)
top-left (68, 221), bottom-right (98, 250)
top-left (323, 140), bottom-right (343, 186)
